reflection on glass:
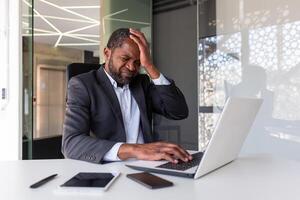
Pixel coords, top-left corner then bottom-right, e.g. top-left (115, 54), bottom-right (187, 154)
top-left (100, 0), bottom-right (152, 64)
top-left (21, 0), bottom-right (152, 158)
top-left (199, 0), bottom-right (300, 157)
top-left (22, 0), bottom-right (34, 159)
top-left (22, 0), bottom-right (100, 141)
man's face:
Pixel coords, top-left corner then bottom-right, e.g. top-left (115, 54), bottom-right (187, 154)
top-left (105, 38), bottom-right (141, 85)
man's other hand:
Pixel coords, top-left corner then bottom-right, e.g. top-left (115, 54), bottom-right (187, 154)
top-left (117, 142), bottom-right (193, 163)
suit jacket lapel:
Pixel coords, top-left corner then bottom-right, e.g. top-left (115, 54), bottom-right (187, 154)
top-left (130, 79), bottom-right (153, 142)
top-left (96, 67), bottom-right (126, 140)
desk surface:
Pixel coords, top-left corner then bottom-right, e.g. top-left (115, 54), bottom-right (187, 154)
top-left (1, 154), bottom-right (300, 200)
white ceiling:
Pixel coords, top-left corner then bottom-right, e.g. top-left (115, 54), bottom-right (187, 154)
top-left (22, 0), bottom-right (100, 52)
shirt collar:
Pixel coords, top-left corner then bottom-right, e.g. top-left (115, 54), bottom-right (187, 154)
top-left (103, 67), bottom-right (129, 90)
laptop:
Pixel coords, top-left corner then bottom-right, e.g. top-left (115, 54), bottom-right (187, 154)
top-left (126, 97), bottom-right (263, 179)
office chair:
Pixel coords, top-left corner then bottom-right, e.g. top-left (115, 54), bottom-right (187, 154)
top-left (66, 63), bottom-right (101, 101)
top-left (66, 63), bottom-right (101, 82)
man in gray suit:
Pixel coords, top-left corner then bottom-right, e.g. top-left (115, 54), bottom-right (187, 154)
top-left (62, 28), bottom-right (192, 164)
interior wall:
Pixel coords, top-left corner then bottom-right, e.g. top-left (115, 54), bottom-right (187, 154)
top-left (153, 5), bottom-right (198, 150)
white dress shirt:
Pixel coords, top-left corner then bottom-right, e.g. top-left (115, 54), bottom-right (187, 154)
top-left (103, 69), bottom-right (170, 161)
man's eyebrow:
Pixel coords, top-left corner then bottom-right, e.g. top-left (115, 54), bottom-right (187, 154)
top-left (120, 55), bottom-right (131, 60)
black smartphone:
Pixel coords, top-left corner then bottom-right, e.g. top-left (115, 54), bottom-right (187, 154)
top-left (126, 172), bottom-right (173, 189)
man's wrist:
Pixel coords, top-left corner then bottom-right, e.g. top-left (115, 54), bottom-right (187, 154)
top-left (117, 143), bottom-right (139, 160)
top-left (144, 64), bottom-right (160, 79)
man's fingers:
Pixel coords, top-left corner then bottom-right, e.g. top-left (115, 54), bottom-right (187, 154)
top-left (129, 28), bottom-right (147, 46)
top-left (129, 28), bottom-right (144, 38)
top-left (159, 142), bottom-right (192, 161)
top-left (159, 152), bottom-right (177, 163)
top-left (173, 146), bottom-right (191, 161)
top-left (137, 142), bottom-right (192, 163)
top-left (160, 146), bottom-right (188, 162)
top-left (129, 34), bottom-right (143, 49)
top-left (173, 145), bottom-right (192, 160)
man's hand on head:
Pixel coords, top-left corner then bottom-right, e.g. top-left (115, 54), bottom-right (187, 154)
top-left (117, 142), bottom-right (193, 163)
top-left (129, 28), bottom-right (160, 79)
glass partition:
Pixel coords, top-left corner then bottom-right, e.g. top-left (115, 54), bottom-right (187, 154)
top-left (22, 0), bottom-right (34, 159)
top-left (22, 0), bottom-right (101, 158)
top-left (30, 0), bottom-right (100, 145)
top-left (21, 0), bottom-right (151, 159)
top-left (100, 0), bottom-right (152, 64)
top-left (198, 0), bottom-right (300, 160)
top-left (197, 0), bottom-right (217, 151)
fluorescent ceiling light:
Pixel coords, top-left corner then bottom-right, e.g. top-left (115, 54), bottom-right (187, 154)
top-left (64, 34), bottom-right (99, 43)
top-left (40, 0), bottom-right (99, 23)
top-left (23, 14), bottom-right (95, 23)
top-left (57, 43), bottom-right (99, 46)
top-left (24, 33), bottom-right (59, 36)
top-left (21, 0), bottom-right (123, 49)
top-left (54, 34), bottom-right (63, 47)
top-left (22, 27), bottom-right (57, 34)
top-left (65, 23), bottom-right (99, 34)
top-left (69, 34), bottom-right (99, 38)
top-left (31, 28), bottom-right (56, 33)
top-left (21, 0), bottom-right (62, 34)
top-left (62, 6), bottom-right (101, 9)
top-left (33, 8), bottom-right (61, 33)
top-left (102, 9), bottom-right (129, 34)
top-left (105, 18), bottom-right (150, 25)
top-left (103, 9), bottom-right (128, 18)
top-left (22, 0), bottom-right (32, 8)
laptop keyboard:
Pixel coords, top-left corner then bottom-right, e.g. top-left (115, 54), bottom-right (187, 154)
top-left (156, 152), bottom-right (204, 171)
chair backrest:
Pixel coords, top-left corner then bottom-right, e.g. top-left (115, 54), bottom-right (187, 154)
top-left (66, 63), bottom-right (100, 82)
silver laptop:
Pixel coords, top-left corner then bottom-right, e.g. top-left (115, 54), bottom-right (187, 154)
top-left (126, 97), bottom-right (263, 179)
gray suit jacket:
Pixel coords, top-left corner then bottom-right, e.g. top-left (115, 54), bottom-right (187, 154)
top-left (62, 66), bottom-right (188, 164)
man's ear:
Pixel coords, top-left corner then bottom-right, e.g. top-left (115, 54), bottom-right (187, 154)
top-left (103, 47), bottom-right (111, 62)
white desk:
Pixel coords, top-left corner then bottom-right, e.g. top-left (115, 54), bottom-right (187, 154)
top-left (1, 154), bottom-right (300, 200)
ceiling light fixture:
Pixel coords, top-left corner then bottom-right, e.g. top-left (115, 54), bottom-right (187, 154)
top-left (54, 35), bottom-right (63, 47)
top-left (22, 0), bottom-right (102, 49)
top-left (106, 18), bottom-right (151, 25)
top-left (23, 14), bottom-right (95, 24)
top-left (33, 9), bottom-right (61, 33)
top-left (24, 33), bottom-right (59, 36)
top-left (57, 43), bottom-right (99, 47)
top-left (102, 9), bottom-right (129, 34)
top-left (30, 28), bottom-right (56, 33)
top-left (65, 23), bottom-right (99, 34)
top-left (64, 34), bottom-right (99, 43)
top-left (40, 0), bottom-right (99, 23)
top-left (22, 0), bottom-right (61, 34)
top-left (23, 27), bottom-right (56, 34)
top-left (69, 34), bottom-right (99, 38)
top-left (62, 6), bottom-right (101, 9)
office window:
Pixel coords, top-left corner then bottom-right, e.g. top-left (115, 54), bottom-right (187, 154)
top-left (198, 0), bottom-right (300, 160)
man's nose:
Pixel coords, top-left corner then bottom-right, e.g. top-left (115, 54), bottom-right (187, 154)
top-left (126, 62), bottom-right (136, 72)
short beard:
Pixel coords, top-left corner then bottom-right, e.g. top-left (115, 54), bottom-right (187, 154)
top-left (107, 58), bottom-right (135, 85)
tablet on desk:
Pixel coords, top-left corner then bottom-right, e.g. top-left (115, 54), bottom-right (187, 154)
top-left (55, 172), bottom-right (120, 195)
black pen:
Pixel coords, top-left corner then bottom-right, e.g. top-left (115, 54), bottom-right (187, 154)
top-left (30, 174), bottom-right (58, 189)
